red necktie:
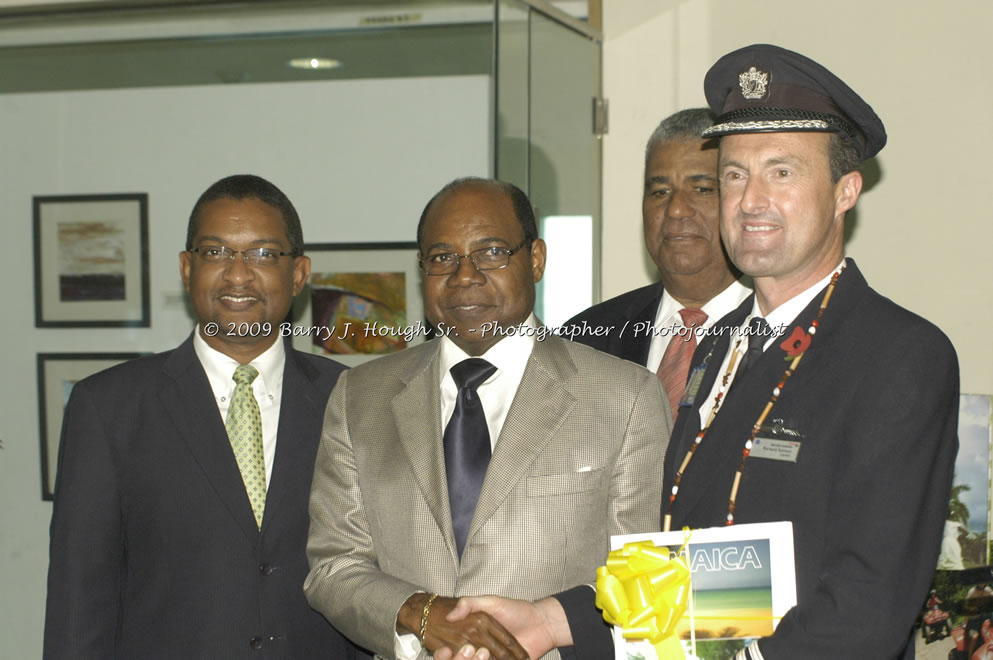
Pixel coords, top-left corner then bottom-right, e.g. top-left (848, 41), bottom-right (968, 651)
top-left (657, 308), bottom-right (708, 418)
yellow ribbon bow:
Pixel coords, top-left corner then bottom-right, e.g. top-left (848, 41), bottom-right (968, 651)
top-left (595, 539), bottom-right (691, 659)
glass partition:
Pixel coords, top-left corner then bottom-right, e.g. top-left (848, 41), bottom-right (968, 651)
top-left (495, 0), bottom-right (601, 325)
top-left (1, 1), bottom-right (600, 328)
top-left (0, 4), bottom-right (602, 657)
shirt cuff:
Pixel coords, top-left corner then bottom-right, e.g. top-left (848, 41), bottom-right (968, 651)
top-left (733, 640), bottom-right (765, 660)
top-left (395, 631), bottom-right (422, 660)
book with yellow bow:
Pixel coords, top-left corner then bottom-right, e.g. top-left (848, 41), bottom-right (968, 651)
top-left (597, 522), bottom-right (797, 659)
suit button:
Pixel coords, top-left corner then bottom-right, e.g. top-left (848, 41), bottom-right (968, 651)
top-left (259, 562), bottom-right (273, 576)
top-left (249, 636), bottom-right (263, 650)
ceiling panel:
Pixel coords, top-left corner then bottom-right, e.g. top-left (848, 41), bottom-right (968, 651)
top-left (0, 19), bottom-right (492, 93)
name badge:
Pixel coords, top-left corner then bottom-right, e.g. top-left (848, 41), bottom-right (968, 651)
top-left (678, 363), bottom-right (708, 408)
top-left (751, 437), bottom-right (801, 462)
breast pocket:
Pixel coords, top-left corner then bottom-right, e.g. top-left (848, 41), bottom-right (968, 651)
top-left (521, 468), bottom-right (609, 585)
top-left (526, 468), bottom-right (604, 497)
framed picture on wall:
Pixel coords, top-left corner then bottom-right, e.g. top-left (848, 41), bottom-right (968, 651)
top-left (37, 352), bottom-right (146, 500)
top-left (290, 242), bottom-right (430, 367)
top-left (33, 193), bottom-right (150, 327)
top-left (912, 394), bottom-right (993, 657)
top-left (937, 394), bottom-right (993, 569)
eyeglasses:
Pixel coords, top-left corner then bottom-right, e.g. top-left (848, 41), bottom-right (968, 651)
top-left (420, 240), bottom-right (530, 276)
top-left (190, 246), bottom-right (293, 267)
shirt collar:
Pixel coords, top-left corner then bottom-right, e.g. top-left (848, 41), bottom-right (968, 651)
top-left (193, 327), bottom-right (286, 399)
top-left (657, 278), bottom-right (752, 329)
top-left (438, 313), bottom-right (537, 387)
top-left (749, 260), bottom-right (846, 349)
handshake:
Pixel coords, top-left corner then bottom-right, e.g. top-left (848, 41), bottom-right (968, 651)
top-left (396, 592), bottom-right (576, 660)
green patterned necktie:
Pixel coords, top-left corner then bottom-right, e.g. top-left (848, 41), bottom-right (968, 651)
top-left (226, 364), bottom-right (266, 529)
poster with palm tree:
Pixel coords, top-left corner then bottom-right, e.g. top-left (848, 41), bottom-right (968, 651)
top-left (938, 395), bottom-right (993, 570)
top-left (915, 394), bottom-right (993, 659)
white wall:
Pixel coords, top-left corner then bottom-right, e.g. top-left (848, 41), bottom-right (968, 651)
top-left (0, 74), bottom-right (489, 659)
top-left (602, 0), bottom-right (993, 395)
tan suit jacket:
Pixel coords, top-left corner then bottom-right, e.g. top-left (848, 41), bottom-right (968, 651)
top-left (305, 335), bottom-right (671, 659)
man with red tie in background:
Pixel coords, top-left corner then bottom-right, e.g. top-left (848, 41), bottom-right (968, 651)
top-left (564, 108), bottom-right (751, 418)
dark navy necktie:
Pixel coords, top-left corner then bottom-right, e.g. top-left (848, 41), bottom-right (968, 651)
top-left (443, 358), bottom-right (497, 557)
top-left (736, 316), bottom-right (771, 379)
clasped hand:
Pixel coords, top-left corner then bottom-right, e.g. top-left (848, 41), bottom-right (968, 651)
top-left (427, 595), bottom-right (567, 660)
top-left (398, 593), bottom-right (530, 660)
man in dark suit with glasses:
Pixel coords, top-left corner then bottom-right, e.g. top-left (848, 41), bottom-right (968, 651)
top-left (44, 174), bottom-right (360, 659)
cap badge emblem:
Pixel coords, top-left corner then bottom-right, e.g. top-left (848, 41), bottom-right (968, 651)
top-left (739, 66), bottom-right (769, 100)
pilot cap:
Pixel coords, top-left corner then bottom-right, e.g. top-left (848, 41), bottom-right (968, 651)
top-left (702, 44), bottom-right (886, 160)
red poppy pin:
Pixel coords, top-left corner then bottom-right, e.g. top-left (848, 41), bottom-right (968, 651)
top-left (780, 326), bottom-right (811, 359)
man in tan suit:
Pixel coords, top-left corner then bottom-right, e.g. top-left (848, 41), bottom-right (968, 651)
top-left (305, 178), bottom-right (670, 659)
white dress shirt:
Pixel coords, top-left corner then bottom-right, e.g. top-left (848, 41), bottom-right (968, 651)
top-left (697, 261), bottom-right (845, 428)
top-left (437, 314), bottom-right (537, 449)
top-left (645, 279), bottom-right (752, 373)
top-left (193, 329), bottom-right (285, 487)
top-left (395, 314), bottom-right (537, 660)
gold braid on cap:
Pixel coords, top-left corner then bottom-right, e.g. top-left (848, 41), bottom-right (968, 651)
top-left (705, 106), bottom-right (858, 141)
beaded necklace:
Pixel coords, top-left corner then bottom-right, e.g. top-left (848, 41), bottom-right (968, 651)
top-left (663, 265), bottom-right (845, 532)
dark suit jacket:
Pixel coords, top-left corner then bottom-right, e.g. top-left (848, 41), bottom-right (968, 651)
top-left (562, 282), bottom-right (663, 367)
top-left (662, 260), bottom-right (958, 658)
top-left (44, 337), bottom-right (357, 659)
top-left (561, 260), bottom-right (959, 659)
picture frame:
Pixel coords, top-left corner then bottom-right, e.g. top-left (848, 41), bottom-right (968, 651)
top-left (290, 242), bottom-right (429, 367)
top-left (37, 352), bottom-right (146, 501)
top-left (33, 193), bottom-right (150, 327)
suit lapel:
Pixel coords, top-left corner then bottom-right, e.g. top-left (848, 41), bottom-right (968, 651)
top-left (263, 347), bottom-right (321, 533)
top-left (467, 337), bottom-right (577, 546)
top-left (160, 337), bottom-right (260, 542)
top-left (616, 283), bottom-right (663, 366)
top-left (664, 299), bottom-right (755, 524)
top-left (391, 341), bottom-right (457, 555)
top-left (668, 298), bottom-right (751, 461)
